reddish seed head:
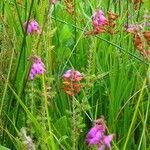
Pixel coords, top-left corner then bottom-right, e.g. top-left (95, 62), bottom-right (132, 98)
top-left (63, 69), bottom-right (82, 96)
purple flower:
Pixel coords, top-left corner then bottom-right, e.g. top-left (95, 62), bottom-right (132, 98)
top-left (23, 20), bottom-right (41, 34)
top-left (92, 10), bottom-right (108, 28)
top-left (86, 125), bottom-right (105, 145)
top-left (63, 69), bottom-right (82, 82)
top-left (86, 118), bottom-right (114, 150)
top-left (102, 135), bottom-right (114, 149)
top-left (29, 57), bottom-right (45, 80)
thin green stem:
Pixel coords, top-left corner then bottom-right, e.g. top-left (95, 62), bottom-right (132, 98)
top-left (42, 75), bottom-right (56, 150)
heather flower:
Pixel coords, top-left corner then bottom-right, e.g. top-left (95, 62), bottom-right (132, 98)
top-left (23, 20), bottom-right (41, 34)
top-left (86, 124), bottom-right (105, 145)
top-left (92, 10), bottom-right (108, 33)
top-left (63, 69), bottom-right (82, 82)
top-left (63, 69), bottom-right (82, 96)
top-left (29, 57), bottom-right (45, 80)
top-left (86, 118), bottom-right (114, 150)
top-left (102, 135), bottom-right (114, 149)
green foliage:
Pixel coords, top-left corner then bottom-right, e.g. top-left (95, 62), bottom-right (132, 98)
top-left (0, 0), bottom-right (150, 150)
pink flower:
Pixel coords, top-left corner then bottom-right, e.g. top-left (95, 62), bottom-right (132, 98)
top-left (86, 125), bottom-right (105, 145)
top-left (63, 69), bottom-right (82, 82)
top-left (92, 10), bottom-right (108, 28)
top-left (23, 20), bottom-right (41, 34)
top-left (86, 118), bottom-right (114, 150)
top-left (63, 69), bottom-right (82, 96)
top-left (29, 57), bottom-right (45, 80)
top-left (102, 135), bottom-right (114, 149)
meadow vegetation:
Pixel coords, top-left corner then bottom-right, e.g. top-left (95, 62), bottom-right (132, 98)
top-left (0, 0), bottom-right (150, 149)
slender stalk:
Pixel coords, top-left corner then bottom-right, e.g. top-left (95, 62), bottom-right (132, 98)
top-left (42, 75), bottom-right (56, 150)
top-left (74, 0), bottom-right (77, 65)
top-left (71, 95), bottom-right (77, 150)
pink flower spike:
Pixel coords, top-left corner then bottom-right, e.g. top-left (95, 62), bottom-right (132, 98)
top-left (85, 118), bottom-right (114, 150)
top-left (92, 10), bottom-right (108, 30)
top-left (86, 125), bottom-right (104, 145)
top-left (29, 57), bottom-right (46, 80)
top-left (23, 20), bottom-right (41, 35)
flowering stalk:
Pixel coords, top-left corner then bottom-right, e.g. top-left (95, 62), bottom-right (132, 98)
top-left (86, 10), bottom-right (108, 36)
top-left (86, 118), bottom-right (114, 150)
top-left (63, 69), bottom-right (83, 149)
top-left (63, 69), bottom-right (82, 96)
top-left (23, 20), bottom-right (41, 34)
top-left (29, 56), bottom-right (46, 80)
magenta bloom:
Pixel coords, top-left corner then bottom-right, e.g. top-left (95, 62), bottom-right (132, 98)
top-left (86, 118), bottom-right (114, 150)
top-left (23, 20), bottom-right (41, 34)
top-left (102, 135), bottom-right (114, 149)
top-left (86, 125), bottom-right (105, 145)
top-left (63, 69), bottom-right (82, 82)
top-left (92, 10), bottom-right (108, 28)
top-left (29, 57), bottom-right (45, 80)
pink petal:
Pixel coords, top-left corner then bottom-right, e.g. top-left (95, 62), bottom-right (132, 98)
top-left (103, 134), bottom-right (114, 149)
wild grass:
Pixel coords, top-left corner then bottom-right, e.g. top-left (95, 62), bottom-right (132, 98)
top-left (0, 0), bottom-right (150, 149)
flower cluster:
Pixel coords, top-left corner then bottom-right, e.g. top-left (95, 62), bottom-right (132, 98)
top-left (63, 69), bottom-right (82, 96)
top-left (23, 20), bottom-right (41, 34)
top-left (86, 118), bottom-right (114, 150)
top-left (86, 9), bottom-right (119, 36)
top-left (29, 57), bottom-right (46, 80)
top-left (92, 10), bottom-right (108, 34)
